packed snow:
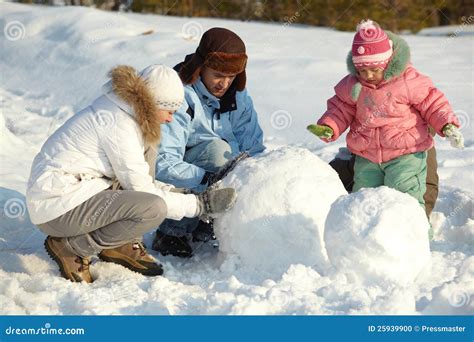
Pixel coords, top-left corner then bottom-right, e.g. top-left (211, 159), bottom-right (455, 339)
top-left (325, 187), bottom-right (431, 286)
top-left (218, 147), bottom-right (346, 281)
top-left (0, 3), bottom-right (472, 315)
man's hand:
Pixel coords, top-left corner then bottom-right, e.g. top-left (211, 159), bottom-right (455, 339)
top-left (442, 124), bottom-right (464, 149)
top-left (201, 151), bottom-right (250, 186)
top-left (307, 124), bottom-right (334, 139)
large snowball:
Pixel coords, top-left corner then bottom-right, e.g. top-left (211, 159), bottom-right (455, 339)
top-left (324, 187), bottom-right (431, 286)
top-left (217, 146), bottom-right (347, 280)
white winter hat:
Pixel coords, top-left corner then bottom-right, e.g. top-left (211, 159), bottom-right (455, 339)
top-left (139, 64), bottom-right (184, 111)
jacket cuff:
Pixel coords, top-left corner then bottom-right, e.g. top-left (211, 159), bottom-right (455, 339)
top-left (437, 121), bottom-right (460, 138)
top-left (317, 117), bottom-right (341, 141)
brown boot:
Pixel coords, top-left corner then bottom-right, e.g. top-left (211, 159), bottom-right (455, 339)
top-left (98, 241), bottom-right (163, 276)
top-left (44, 236), bottom-right (93, 283)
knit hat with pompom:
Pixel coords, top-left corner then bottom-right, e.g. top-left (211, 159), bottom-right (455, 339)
top-left (352, 19), bottom-right (393, 69)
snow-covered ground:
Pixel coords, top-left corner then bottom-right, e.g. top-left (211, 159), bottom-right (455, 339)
top-left (0, 3), bottom-right (472, 315)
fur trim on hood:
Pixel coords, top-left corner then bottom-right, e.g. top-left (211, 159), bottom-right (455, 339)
top-left (108, 65), bottom-right (161, 145)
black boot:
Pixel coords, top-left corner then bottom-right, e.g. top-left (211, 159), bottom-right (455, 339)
top-left (152, 230), bottom-right (193, 258)
top-left (192, 219), bottom-right (217, 243)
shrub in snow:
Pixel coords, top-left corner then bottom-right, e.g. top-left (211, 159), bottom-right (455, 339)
top-left (324, 187), bottom-right (431, 286)
top-left (217, 146), bottom-right (347, 280)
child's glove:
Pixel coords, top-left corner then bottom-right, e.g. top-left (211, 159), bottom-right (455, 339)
top-left (307, 124), bottom-right (334, 139)
top-left (442, 124), bottom-right (464, 149)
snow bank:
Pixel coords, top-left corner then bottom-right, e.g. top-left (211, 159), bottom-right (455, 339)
top-left (217, 146), bottom-right (347, 280)
top-left (0, 187), bottom-right (38, 250)
top-left (421, 256), bottom-right (474, 315)
top-left (417, 24), bottom-right (474, 37)
top-left (325, 187), bottom-right (431, 286)
top-left (430, 187), bottom-right (474, 245)
top-left (0, 91), bottom-right (48, 194)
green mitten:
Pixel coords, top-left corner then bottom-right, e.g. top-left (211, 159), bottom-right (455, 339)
top-left (307, 124), bottom-right (334, 139)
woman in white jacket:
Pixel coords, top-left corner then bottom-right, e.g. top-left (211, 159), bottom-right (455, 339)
top-left (26, 65), bottom-right (236, 283)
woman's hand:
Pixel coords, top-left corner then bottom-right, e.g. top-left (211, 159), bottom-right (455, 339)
top-left (196, 181), bottom-right (237, 218)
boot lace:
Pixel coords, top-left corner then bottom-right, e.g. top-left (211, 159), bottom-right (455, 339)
top-left (132, 241), bottom-right (147, 257)
top-left (74, 257), bottom-right (90, 272)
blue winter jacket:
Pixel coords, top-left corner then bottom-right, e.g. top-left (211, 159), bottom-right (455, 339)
top-left (156, 77), bottom-right (265, 190)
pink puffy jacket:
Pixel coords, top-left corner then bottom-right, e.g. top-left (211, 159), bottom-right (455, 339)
top-left (317, 32), bottom-right (460, 164)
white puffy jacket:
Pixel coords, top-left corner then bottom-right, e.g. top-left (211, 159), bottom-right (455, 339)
top-left (26, 66), bottom-right (197, 224)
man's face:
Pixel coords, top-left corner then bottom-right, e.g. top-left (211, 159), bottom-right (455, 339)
top-left (201, 66), bottom-right (238, 98)
top-left (157, 109), bottom-right (175, 124)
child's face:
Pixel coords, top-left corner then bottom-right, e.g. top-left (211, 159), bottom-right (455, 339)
top-left (357, 67), bottom-right (385, 85)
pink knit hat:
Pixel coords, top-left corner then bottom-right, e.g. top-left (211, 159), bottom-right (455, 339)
top-left (352, 19), bottom-right (393, 69)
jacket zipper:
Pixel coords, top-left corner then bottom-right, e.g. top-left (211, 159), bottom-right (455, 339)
top-left (376, 127), bottom-right (382, 164)
top-left (212, 109), bottom-right (221, 132)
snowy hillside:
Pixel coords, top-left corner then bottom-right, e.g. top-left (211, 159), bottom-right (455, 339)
top-left (0, 3), bottom-right (472, 315)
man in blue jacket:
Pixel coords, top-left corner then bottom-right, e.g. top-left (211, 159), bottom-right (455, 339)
top-left (152, 27), bottom-right (265, 257)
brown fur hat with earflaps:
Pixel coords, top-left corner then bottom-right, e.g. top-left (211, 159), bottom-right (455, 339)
top-left (179, 27), bottom-right (248, 91)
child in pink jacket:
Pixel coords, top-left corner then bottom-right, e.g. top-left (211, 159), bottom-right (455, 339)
top-left (308, 20), bottom-right (463, 210)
